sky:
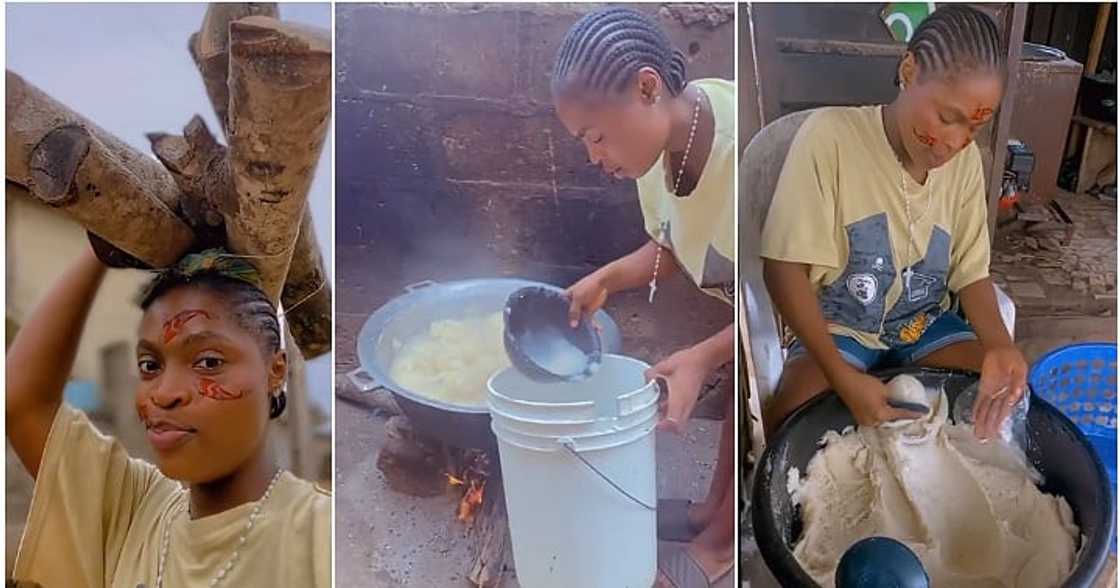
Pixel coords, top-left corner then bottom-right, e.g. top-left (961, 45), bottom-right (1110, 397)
top-left (6, 3), bottom-right (335, 417)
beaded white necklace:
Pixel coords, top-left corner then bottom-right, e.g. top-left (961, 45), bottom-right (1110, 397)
top-left (649, 89), bottom-right (703, 304)
top-left (155, 469), bottom-right (284, 588)
top-left (899, 167), bottom-right (933, 300)
top-left (884, 99), bottom-right (934, 301)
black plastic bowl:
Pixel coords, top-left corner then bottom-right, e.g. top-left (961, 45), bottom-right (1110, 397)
top-left (752, 367), bottom-right (1115, 587)
top-left (503, 286), bottom-right (602, 382)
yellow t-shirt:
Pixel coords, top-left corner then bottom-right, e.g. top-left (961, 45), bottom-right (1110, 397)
top-left (638, 78), bottom-right (735, 306)
top-left (12, 404), bottom-right (331, 587)
top-left (760, 105), bottom-right (990, 349)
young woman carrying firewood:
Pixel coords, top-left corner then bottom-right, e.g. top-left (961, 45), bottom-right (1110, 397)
top-left (7, 247), bottom-right (330, 587)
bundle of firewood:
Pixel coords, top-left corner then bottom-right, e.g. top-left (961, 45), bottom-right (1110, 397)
top-left (4, 3), bottom-right (331, 358)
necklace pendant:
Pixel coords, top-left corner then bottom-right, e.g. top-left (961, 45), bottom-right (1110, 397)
top-left (648, 279), bottom-right (658, 304)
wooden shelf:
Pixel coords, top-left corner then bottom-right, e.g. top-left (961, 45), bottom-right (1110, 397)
top-left (1073, 114), bottom-right (1117, 135)
top-left (775, 37), bottom-right (905, 58)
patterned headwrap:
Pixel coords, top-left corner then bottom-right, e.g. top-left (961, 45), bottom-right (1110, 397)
top-left (136, 248), bottom-right (266, 307)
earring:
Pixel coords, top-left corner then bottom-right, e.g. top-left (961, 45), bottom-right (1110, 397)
top-left (269, 390), bottom-right (287, 419)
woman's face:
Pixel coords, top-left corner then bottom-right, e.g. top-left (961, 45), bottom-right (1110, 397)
top-left (134, 286), bottom-right (285, 483)
top-left (553, 68), bottom-right (672, 180)
top-left (897, 57), bottom-right (1004, 170)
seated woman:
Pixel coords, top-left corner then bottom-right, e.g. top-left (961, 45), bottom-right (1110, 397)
top-left (7, 247), bottom-right (330, 587)
top-left (760, 5), bottom-right (1027, 439)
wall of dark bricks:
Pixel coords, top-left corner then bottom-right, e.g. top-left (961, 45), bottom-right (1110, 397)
top-left (336, 2), bottom-right (735, 287)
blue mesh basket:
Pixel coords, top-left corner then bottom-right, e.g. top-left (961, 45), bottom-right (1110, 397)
top-left (1029, 342), bottom-right (1117, 551)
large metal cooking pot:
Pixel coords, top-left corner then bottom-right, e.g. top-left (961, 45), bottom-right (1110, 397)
top-left (348, 279), bottom-right (623, 449)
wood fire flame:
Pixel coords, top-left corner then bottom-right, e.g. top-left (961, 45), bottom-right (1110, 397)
top-left (446, 450), bottom-right (490, 523)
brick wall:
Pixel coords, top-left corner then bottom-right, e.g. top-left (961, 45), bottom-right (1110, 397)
top-left (336, 2), bottom-right (735, 287)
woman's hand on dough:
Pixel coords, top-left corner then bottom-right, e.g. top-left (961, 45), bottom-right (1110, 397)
top-left (566, 271), bottom-right (610, 328)
top-left (974, 345), bottom-right (1028, 440)
top-left (646, 347), bottom-right (710, 435)
top-left (835, 370), bottom-right (927, 427)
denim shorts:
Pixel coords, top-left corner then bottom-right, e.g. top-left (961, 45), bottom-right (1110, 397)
top-left (786, 312), bottom-right (978, 372)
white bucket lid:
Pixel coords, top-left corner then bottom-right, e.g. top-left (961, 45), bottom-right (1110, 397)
top-left (487, 354), bottom-right (657, 422)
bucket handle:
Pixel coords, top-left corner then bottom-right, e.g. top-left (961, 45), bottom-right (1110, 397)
top-left (559, 438), bottom-right (655, 511)
top-left (345, 368), bottom-right (385, 393)
top-left (404, 280), bottom-right (438, 292)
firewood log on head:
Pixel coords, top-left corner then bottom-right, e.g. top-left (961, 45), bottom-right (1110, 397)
top-left (224, 16), bottom-right (331, 303)
top-left (5, 71), bottom-right (194, 268)
top-left (189, 3), bottom-right (279, 135)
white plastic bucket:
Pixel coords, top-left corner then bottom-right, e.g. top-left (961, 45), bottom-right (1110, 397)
top-left (488, 354), bottom-right (658, 588)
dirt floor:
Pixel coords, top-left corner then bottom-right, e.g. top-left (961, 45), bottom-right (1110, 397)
top-left (741, 190), bottom-right (1118, 587)
top-left (335, 244), bottom-right (735, 586)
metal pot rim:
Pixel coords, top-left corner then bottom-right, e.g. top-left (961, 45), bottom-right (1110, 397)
top-left (355, 278), bottom-right (621, 416)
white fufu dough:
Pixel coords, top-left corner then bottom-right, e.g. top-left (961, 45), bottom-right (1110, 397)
top-left (790, 390), bottom-right (1080, 588)
top-left (880, 374), bottom-right (935, 429)
top-left (389, 312), bottom-right (511, 407)
top-left (886, 374), bottom-right (927, 406)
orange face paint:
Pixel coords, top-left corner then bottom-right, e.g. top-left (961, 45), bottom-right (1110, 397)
top-left (913, 128), bottom-right (937, 147)
top-left (197, 377), bottom-right (243, 401)
top-left (970, 107), bottom-right (994, 122)
top-left (162, 310), bottom-right (212, 344)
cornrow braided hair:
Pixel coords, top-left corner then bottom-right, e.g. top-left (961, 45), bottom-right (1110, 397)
top-left (901, 5), bottom-right (1005, 86)
top-left (552, 7), bottom-right (687, 98)
top-left (138, 249), bottom-right (282, 359)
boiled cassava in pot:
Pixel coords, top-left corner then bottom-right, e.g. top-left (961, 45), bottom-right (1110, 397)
top-left (349, 278), bottom-right (623, 449)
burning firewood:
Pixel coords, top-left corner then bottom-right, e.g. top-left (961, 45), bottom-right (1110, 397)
top-left (468, 471), bottom-right (510, 588)
top-left (447, 450), bottom-right (491, 523)
top-left (458, 480), bottom-right (486, 523)
top-left (376, 412), bottom-right (512, 586)
top-left (444, 449), bottom-right (511, 587)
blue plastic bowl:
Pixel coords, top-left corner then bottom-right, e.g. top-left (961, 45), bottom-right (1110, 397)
top-left (1030, 342), bottom-right (1117, 552)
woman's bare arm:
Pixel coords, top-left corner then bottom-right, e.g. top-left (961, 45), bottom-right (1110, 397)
top-left (7, 246), bottom-right (106, 478)
top-left (762, 260), bottom-right (851, 381)
top-left (567, 239), bottom-right (678, 325)
top-left (763, 259), bottom-right (919, 425)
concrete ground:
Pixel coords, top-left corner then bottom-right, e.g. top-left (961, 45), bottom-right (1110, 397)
top-left (740, 191), bottom-right (1118, 587)
top-left (335, 244), bottom-right (734, 586)
top-left (990, 190), bottom-right (1117, 359)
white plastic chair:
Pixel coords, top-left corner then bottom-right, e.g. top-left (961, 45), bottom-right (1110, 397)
top-left (738, 109), bottom-right (1018, 445)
